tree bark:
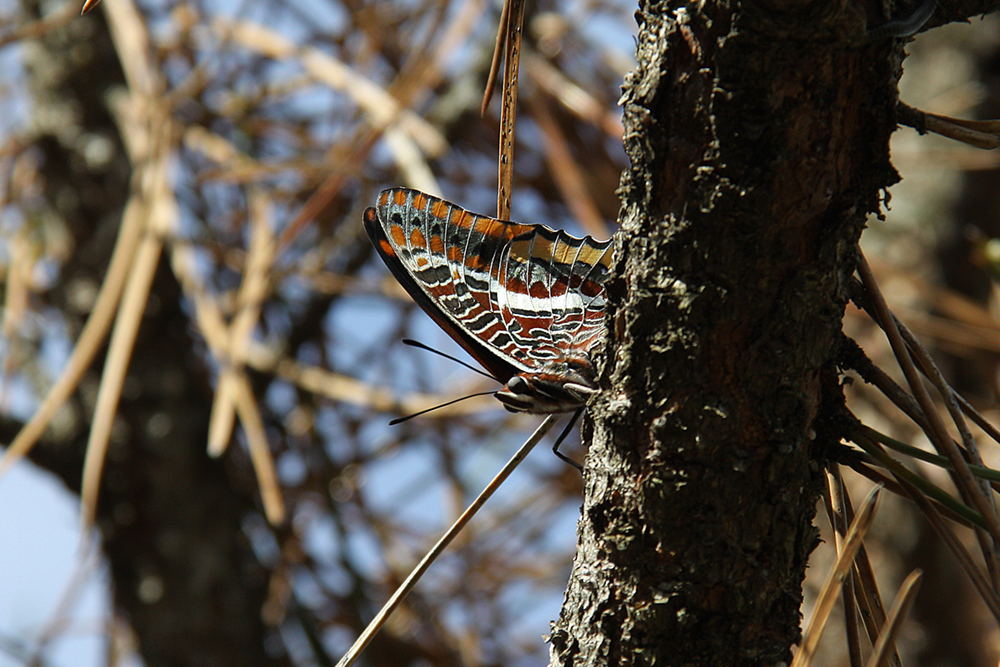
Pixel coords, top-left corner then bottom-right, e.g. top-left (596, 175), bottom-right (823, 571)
top-left (550, 1), bottom-right (999, 665)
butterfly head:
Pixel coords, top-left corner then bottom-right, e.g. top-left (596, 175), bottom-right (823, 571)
top-left (496, 357), bottom-right (598, 414)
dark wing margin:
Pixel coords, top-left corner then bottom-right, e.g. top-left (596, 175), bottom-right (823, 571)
top-left (363, 206), bottom-right (519, 384)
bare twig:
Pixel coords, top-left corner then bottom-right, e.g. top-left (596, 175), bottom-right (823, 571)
top-left (80, 156), bottom-right (172, 532)
top-left (898, 101), bottom-right (1000, 150)
top-left (218, 19), bottom-right (445, 158)
top-left (858, 423), bottom-right (1000, 486)
top-left (838, 334), bottom-right (930, 431)
top-left (231, 373), bottom-right (284, 524)
top-left (525, 52), bottom-right (623, 140)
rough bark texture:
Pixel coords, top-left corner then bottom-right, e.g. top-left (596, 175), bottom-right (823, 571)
top-left (6, 4), bottom-right (285, 666)
top-left (549, 1), bottom-right (970, 665)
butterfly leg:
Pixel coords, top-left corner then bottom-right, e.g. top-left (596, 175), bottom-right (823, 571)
top-left (551, 408), bottom-right (584, 471)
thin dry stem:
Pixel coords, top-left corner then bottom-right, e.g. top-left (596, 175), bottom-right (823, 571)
top-left (525, 52), bottom-right (623, 140)
top-left (824, 468), bottom-right (864, 667)
top-left (80, 190), bottom-right (169, 531)
top-left (864, 570), bottom-right (923, 667)
top-left (0, 192), bottom-right (143, 478)
top-left (80, 0), bottom-right (176, 532)
top-left (208, 190), bottom-right (277, 457)
top-left (793, 486), bottom-right (881, 667)
top-left (231, 373), bottom-right (285, 524)
top-left (496, 0), bottom-right (524, 220)
top-left (527, 94), bottom-right (611, 239)
top-left (889, 458), bottom-right (1000, 622)
top-left (857, 251), bottom-right (1000, 547)
top-left (839, 334), bottom-right (930, 432)
top-left (481, 0), bottom-right (513, 116)
top-left (217, 19), bottom-right (445, 157)
top-left (245, 341), bottom-right (496, 418)
top-left (899, 102), bottom-right (1000, 150)
top-left (840, 484), bottom-right (902, 667)
top-left (333, 414), bottom-right (559, 667)
top-left (0, 1), bottom-right (77, 52)
top-left (891, 314), bottom-right (1000, 586)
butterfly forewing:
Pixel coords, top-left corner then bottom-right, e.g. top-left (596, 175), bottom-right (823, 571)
top-left (366, 188), bottom-right (612, 412)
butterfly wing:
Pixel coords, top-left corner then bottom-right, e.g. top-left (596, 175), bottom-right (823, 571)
top-left (365, 191), bottom-right (523, 383)
top-left (365, 187), bottom-right (611, 389)
top-left (497, 223), bottom-right (612, 365)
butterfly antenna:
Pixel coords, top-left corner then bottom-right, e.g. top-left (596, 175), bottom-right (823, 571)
top-left (389, 390), bottom-right (498, 425)
top-left (401, 339), bottom-right (497, 381)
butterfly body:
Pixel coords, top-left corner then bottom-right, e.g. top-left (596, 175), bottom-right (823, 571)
top-left (364, 188), bottom-right (612, 414)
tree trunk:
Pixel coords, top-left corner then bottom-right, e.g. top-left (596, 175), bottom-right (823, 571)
top-left (550, 1), bottom-right (996, 665)
top-left (6, 4), bottom-right (285, 665)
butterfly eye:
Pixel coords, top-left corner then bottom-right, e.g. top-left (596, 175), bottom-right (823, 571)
top-left (506, 376), bottom-right (530, 395)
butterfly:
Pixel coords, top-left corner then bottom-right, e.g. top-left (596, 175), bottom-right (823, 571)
top-left (364, 188), bottom-right (612, 415)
